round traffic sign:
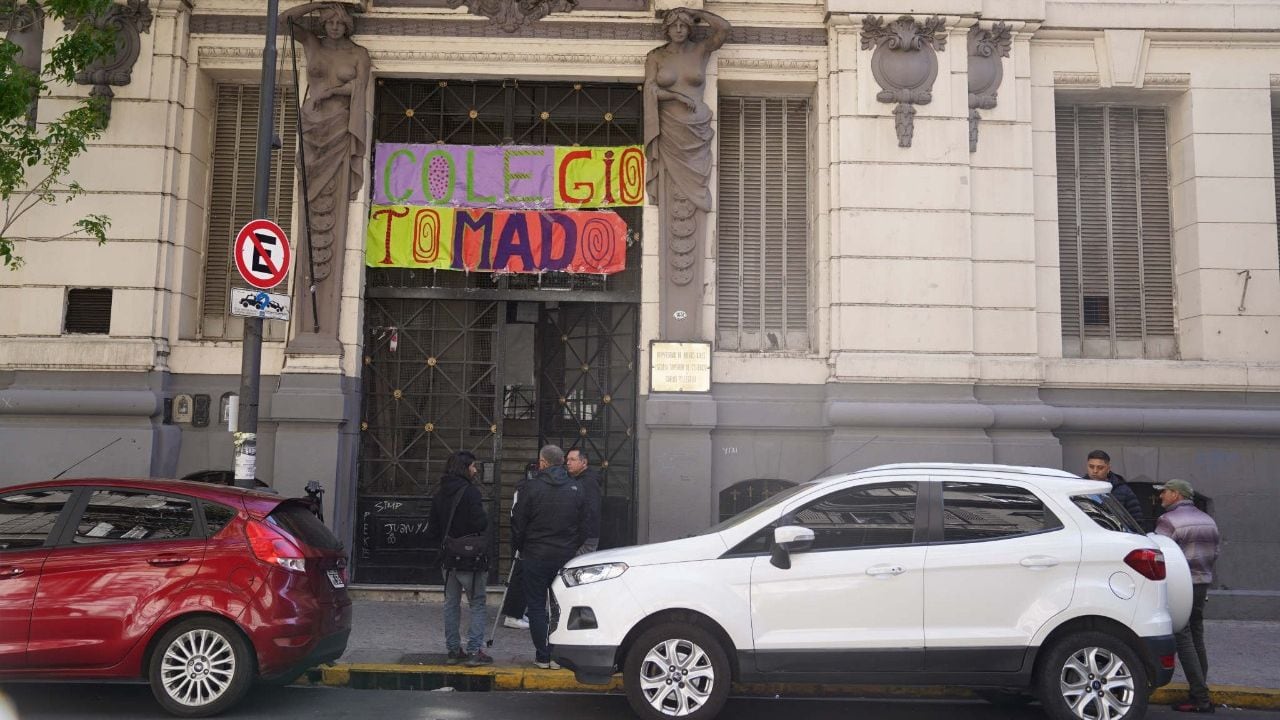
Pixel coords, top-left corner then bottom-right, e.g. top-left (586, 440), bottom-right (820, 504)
top-left (233, 219), bottom-right (292, 290)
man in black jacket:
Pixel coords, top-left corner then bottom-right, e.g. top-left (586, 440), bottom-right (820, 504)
top-left (511, 444), bottom-right (589, 669)
top-left (566, 447), bottom-right (602, 555)
top-left (1085, 449), bottom-right (1147, 527)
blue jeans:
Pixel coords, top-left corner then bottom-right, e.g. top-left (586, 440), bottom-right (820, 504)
top-left (521, 555), bottom-right (568, 663)
top-left (443, 568), bottom-right (487, 654)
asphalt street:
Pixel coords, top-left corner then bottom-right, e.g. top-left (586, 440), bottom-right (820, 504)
top-left (2, 684), bottom-right (1280, 720)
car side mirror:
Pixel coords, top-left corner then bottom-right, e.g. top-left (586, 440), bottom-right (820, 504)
top-left (769, 525), bottom-right (814, 569)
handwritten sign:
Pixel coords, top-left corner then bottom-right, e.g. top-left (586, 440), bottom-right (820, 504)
top-left (650, 341), bottom-right (711, 393)
top-left (374, 143), bottom-right (645, 210)
top-left (367, 205), bottom-right (628, 274)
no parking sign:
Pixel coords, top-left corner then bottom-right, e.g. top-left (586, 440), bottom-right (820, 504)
top-left (233, 219), bottom-right (292, 290)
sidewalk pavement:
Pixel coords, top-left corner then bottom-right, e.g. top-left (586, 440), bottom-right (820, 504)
top-left (306, 596), bottom-right (1280, 709)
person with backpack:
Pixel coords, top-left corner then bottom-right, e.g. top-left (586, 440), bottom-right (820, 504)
top-left (426, 450), bottom-right (492, 666)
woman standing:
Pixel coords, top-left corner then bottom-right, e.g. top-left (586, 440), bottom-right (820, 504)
top-left (643, 7), bottom-right (730, 214)
top-left (426, 450), bottom-right (492, 666)
top-left (279, 2), bottom-right (370, 352)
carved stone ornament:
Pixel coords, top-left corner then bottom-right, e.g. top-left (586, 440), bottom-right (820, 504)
top-left (967, 22), bottom-right (1012, 152)
top-left (860, 15), bottom-right (947, 148)
top-left (64, 0), bottom-right (154, 124)
top-left (3, 2), bottom-right (44, 127)
top-left (445, 0), bottom-right (578, 33)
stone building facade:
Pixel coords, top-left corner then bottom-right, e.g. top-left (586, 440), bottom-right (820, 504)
top-left (2, 0), bottom-right (1279, 617)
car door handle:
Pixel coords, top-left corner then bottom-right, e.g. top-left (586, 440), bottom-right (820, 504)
top-left (866, 564), bottom-right (906, 577)
top-left (1020, 556), bottom-right (1060, 569)
top-left (148, 556), bottom-right (190, 567)
top-left (0, 566), bottom-right (24, 579)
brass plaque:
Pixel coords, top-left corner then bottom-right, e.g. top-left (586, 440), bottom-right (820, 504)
top-left (650, 341), bottom-right (711, 393)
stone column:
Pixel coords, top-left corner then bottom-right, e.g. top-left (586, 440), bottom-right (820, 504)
top-left (645, 394), bottom-right (717, 542)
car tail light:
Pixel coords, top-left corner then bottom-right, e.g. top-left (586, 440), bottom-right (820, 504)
top-left (245, 519), bottom-right (306, 573)
top-left (1161, 654), bottom-right (1176, 670)
top-left (1124, 548), bottom-right (1166, 580)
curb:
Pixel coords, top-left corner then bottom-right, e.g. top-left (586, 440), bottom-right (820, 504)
top-left (303, 664), bottom-right (1280, 710)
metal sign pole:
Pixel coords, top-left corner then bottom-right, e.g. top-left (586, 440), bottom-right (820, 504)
top-left (234, 0), bottom-right (280, 489)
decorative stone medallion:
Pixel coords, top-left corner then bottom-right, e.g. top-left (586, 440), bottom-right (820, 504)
top-left (64, 0), bottom-right (154, 124)
top-left (968, 22), bottom-right (1012, 152)
top-left (860, 14), bottom-right (947, 148)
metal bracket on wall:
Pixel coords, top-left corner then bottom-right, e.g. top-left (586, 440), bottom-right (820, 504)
top-left (1237, 269), bottom-right (1252, 313)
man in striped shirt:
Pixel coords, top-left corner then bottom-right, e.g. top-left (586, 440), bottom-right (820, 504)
top-left (1156, 479), bottom-right (1222, 714)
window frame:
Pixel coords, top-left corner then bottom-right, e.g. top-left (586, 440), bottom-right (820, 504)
top-left (715, 93), bottom-right (814, 353)
top-left (1054, 101), bottom-right (1177, 360)
top-left (0, 488), bottom-right (80, 552)
top-left (928, 480), bottom-right (1065, 546)
top-left (725, 479), bottom-right (929, 556)
top-left (52, 487), bottom-right (209, 547)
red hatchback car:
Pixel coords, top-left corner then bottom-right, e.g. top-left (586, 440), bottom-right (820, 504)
top-left (0, 478), bottom-right (352, 717)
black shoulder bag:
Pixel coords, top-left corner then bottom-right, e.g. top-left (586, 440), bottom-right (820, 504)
top-left (439, 488), bottom-right (488, 572)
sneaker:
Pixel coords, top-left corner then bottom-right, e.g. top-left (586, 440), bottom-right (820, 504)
top-left (446, 649), bottom-right (468, 665)
top-left (1172, 702), bottom-right (1215, 714)
top-left (532, 659), bottom-right (561, 670)
top-left (503, 615), bottom-right (530, 630)
top-left (466, 650), bottom-right (494, 667)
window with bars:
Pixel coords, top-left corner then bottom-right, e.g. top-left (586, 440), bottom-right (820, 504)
top-left (1055, 104), bottom-right (1176, 359)
top-left (200, 84), bottom-right (297, 339)
top-left (716, 96), bottom-right (811, 352)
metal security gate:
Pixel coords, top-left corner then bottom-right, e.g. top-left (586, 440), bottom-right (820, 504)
top-left (538, 303), bottom-right (639, 550)
top-left (355, 79), bottom-right (642, 584)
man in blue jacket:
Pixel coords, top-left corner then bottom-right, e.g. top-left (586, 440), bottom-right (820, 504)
top-left (511, 444), bottom-right (589, 669)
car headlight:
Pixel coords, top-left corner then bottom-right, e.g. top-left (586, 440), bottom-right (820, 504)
top-left (560, 562), bottom-right (628, 587)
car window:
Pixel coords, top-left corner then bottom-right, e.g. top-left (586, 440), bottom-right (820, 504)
top-left (202, 501), bottom-right (236, 536)
top-left (1072, 493), bottom-right (1144, 535)
top-left (942, 482), bottom-right (1062, 542)
top-left (789, 482), bottom-right (919, 550)
top-left (0, 489), bottom-right (74, 550)
top-left (699, 481), bottom-right (816, 536)
top-left (268, 502), bottom-right (341, 550)
top-left (72, 490), bottom-right (196, 544)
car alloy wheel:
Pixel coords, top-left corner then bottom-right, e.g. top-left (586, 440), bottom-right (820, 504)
top-left (149, 617), bottom-right (253, 718)
top-left (624, 622), bottom-right (730, 720)
top-left (161, 628), bottom-right (237, 707)
top-left (1057, 644), bottom-right (1136, 720)
top-left (1039, 631), bottom-right (1147, 720)
top-left (638, 638), bottom-right (716, 716)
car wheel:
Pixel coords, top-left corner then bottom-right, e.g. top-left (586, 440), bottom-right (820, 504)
top-left (975, 688), bottom-right (1037, 707)
top-left (1037, 631), bottom-right (1148, 720)
top-left (149, 617), bottom-right (254, 718)
top-left (623, 622), bottom-right (731, 720)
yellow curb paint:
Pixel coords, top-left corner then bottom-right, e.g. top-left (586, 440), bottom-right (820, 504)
top-left (309, 664), bottom-right (1280, 709)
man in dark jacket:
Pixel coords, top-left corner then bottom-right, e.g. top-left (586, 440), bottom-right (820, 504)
top-left (565, 447), bottom-right (602, 555)
top-left (1085, 449), bottom-right (1146, 526)
top-left (511, 444), bottom-right (589, 668)
top-left (426, 451), bottom-right (491, 666)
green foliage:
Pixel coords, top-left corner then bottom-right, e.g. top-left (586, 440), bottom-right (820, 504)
top-left (1, 0), bottom-right (117, 269)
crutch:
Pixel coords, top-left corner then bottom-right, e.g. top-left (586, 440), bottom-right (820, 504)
top-left (487, 552), bottom-right (519, 648)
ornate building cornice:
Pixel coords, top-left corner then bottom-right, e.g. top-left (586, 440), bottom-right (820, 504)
top-left (189, 14), bottom-right (828, 46)
top-left (1053, 71), bottom-right (1100, 89)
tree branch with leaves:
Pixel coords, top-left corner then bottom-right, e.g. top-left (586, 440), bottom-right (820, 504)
top-left (1, 0), bottom-right (116, 269)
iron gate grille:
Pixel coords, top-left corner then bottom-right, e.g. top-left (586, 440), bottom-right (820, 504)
top-left (538, 303), bottom-right (639, 550)
top-left (357, 79), bottom-right (642, 584)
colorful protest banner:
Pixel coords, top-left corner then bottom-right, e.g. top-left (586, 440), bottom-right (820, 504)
top-left (366, 205), bottom-right (628, 274)
top-left (373, 143), bottom-right (645, 210)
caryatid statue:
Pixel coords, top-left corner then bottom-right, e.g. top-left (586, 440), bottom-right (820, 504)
top-left (280, 2), bottom-right (370, 355)
top-left (644, 7), bottom-right (729, 342)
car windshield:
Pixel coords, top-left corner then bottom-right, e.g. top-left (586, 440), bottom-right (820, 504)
top-left (1072, 492), bottom-right (1144, 534)
top-left (695, 481), bottom-right (816, 536)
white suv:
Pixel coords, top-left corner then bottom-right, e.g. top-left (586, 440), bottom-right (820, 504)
top-left (550, 463), bottom-right (1192, 720)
